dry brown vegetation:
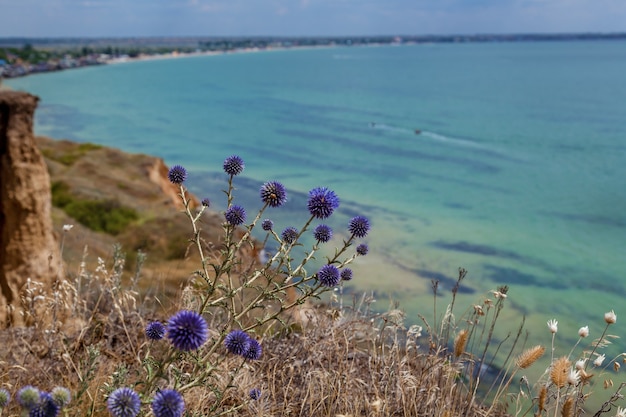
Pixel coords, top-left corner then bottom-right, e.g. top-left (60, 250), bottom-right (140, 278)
top-left (2, 138), bottom-right (626, 417)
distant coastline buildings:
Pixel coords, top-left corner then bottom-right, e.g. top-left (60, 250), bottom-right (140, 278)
top-left (1, 33), bottom-right (625, 80)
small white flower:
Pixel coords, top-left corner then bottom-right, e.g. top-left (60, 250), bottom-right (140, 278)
top-left (567, 369), bottom-right (580, 385)
top-left (578, 326), bottom-right (589, 338)
top-left (492, 290), bottom-right (507, 299)
top-left (594, 353), bottom-right (606, 367)
top-left (615, 407), bottom-right (626, 417)
top-left (547, 319), bottom-right (558, 334)
top-left (605, 310), bottom-right (617, 324)
top-left (62, 224), bottom-right (74, 232)
top-left (575, 359), bottom-right (587, 370)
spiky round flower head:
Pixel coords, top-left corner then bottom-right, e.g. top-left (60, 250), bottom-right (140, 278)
top-left (340, 268), bottom-right (353, 281)
top-left (18, 386), bottom-right (40, 409)
top-left (313, 224), bottom-right (333, 243)
top-left (249, 388), bottom-right (261, 401)
top-left (201, 198), bottom-right (211, 207)
top-left (167, 165), bottom-right (187, 184)
top-left (223, 155), bottom-right (245, 176)
top-left (243, 338), bottom-right (262, 360)
top-left (260, 181), bottom-right (287, 208)
top-left (605, 310), bottom-right (617, 324)
top-left (0, 388), bottom-right (10, 408)
top-left (578, 326), bottom-right (589, 338)
top-left (107, 388), bottom-right (140, 417)
top-left (225, 205), bottom-right (246, 226)
top-left (146, 321), bottom-right (166, 341)
top-left (50, 387), bottom-right (71, 408)
top-left (166, 310), bottom-right (208, 351)
top-left (261, 219), bottom-right (273, 231)
top-left (307, 187), bottom-right (340, 219)
top-left (317, 264), bottom-right (340, 287)
top-left (151, 389), bottom-right (185, 417)
top-left (348, 216), bottom-right (370, 238)
top-left (356, 243), bottom-right (369, 256)
top-left (29, 392), bottom-right (60, 417)
top-left (281, 227), bottom-right (299, 244)
top-left (224, 329), bottom-right (250, 356)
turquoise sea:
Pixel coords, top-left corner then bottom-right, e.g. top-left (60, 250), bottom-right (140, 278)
top-left (6, 41), bottom-right (626, 344)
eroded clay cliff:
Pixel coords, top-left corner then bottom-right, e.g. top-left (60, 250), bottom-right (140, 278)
top-left (0, 90), bottom-right (62, 326)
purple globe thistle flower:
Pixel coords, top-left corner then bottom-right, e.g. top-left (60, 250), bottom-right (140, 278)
top-left (201, 198), bottom-right (211, 207)
top-left (151, 389), bottom-right (185, 417)
top-left (317, 264), bottom-right (340, 287)
top-left (223, 155), bottom-right (245, 176)
top-left (249, 388), bottom-right (261, 401)
top-left (107, 388), bottom-right (141, 417)
top-left (17, 386), bottom-right (40, 409)
top-left (261, 219), bottom-right (273, 231)
top-left (29, 392), bottom-right (59, 417)
top-left (0, 388), bottom-right (10, 408)
top-left (356, 243), bottom-right (369, 256)
top-left (260, 181), bottom-right (287, 208)
top-left (166, 310), bottom-right (208, 351)
top-left (146, 321), bottom-right (166, 341)
top-left (224, 329), bottom-right (250, 355)
top-left (340, 268), bottom-right (353, 281)
top-left (50, 387), bottom-right (71, 408)
top-left (348, 216), bottom-right (370, 238)
top-left (307, 187), bottom-right (340, 219)
top-left (243, 338), bottom-right (262, 360)
top-left (281, 227), bottom-right (299, 244)
top-left (225, 205), bottom-right (246, 226)
top-left (167, 165), bottom-right (187, 185)
top-left (313, 224), bottom-right (333, 243)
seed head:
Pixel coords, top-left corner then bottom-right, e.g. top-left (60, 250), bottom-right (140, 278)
top-left (578, 326), bottom-right (589, 338)
top-left (605, 310), bottom-right (617, 324)
top-left (547, 319), bottom-right (558, 334)
top-left (550, 357), bottom-right (571, 388)
top-left (515, 345), bottom-right (545, 369)
top-left (594, 354), bottom-right (606, 367)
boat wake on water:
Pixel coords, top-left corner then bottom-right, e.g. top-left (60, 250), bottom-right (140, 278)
top-left (368, 122), bottom-right (516, 159)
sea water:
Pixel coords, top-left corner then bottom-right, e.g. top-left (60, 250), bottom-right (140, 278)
top-left (6, 41), bottom-right (626, 346)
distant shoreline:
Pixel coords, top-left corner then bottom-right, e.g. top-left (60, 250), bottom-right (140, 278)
top-left (3, 32), bottom-right (626, 80)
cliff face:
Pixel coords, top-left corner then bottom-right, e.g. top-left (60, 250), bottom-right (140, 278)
top-left (0, 91), bottom-right (62, 326)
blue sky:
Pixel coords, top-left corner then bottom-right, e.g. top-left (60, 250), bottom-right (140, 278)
top-left (0, 0), bottom-right (624, 37)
